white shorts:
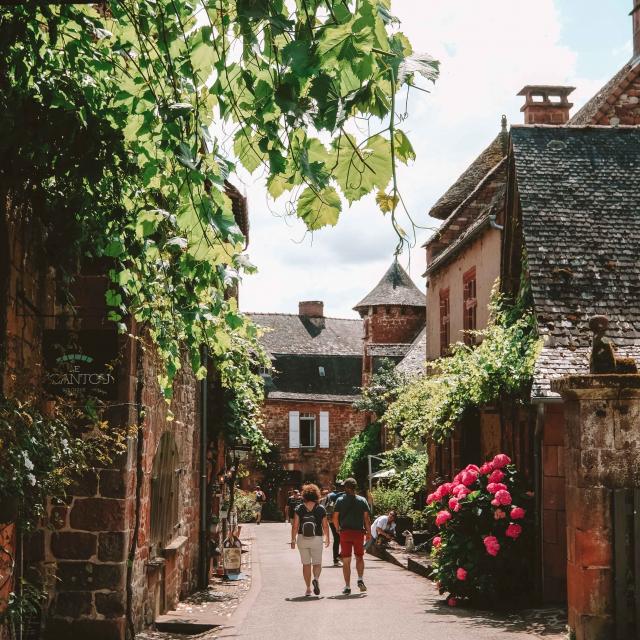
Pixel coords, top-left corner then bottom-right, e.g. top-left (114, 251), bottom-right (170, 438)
top-left (297, 534), bottom-right (323, 565)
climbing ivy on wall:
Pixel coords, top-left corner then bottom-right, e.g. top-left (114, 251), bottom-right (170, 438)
top-left (0, 1), bottom-right (436, 435)
top-left (384, 291), bottom-right (542, 445)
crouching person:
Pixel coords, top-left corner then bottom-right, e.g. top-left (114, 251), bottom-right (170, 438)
top-left (290, 483), bottom-right (330, 596)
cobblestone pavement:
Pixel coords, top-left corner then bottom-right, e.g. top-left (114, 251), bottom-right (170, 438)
top-left (138, 524), bottom-right (568, 640)
top-left (137, 531), bottom-right (253, 640)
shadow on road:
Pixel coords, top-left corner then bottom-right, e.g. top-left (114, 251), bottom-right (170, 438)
top-left (285, 596), bottom-right (324, 602)
top-left (326, 594), bottom-right (367, 600)
top-left (421, 599), bottom-right (567, 637)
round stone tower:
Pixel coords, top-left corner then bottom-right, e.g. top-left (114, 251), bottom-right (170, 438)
top-left (354, 261), bottom-right (426, 383)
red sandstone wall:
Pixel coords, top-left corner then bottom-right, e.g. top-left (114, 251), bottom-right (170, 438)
top-left (364, 306), bottom-right (424, 346)
top-left (1, 200), bottom-right (54, 640)
top-left (251, 400), bottom-right (367, 505)
top-left (542, 403), bottom-right (567, 603)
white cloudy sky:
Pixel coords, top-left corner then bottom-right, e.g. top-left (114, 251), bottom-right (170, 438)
top-left (237, 0), bottom-right (633, 319)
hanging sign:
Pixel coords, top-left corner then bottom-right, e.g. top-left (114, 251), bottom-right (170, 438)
top-left (43, 329), bottom-right (119, 400)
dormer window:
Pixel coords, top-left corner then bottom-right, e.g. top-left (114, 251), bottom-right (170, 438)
top-left (318, 366), bottom-right (325, 377)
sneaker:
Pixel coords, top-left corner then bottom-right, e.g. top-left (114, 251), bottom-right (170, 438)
top-left (312, 579), bottom-right (320, 595)
top-left (333, 559), bottom-right (342, 567)
top-left (357, 579), bottom-right (367, 592)
top-left (342, 586), bottom-right (351, 595)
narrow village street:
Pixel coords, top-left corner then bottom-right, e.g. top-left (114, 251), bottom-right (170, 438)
top-left (215, 525), bottom-right (566, 640)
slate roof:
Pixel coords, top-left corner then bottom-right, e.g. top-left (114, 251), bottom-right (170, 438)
top-left (249, 313), bottom-right (362, 356)
top-left (569, 57), bottom-right (640, 125)
top-left (353, 261), bottom-right (425, 311)
top-left (396, 328), bottom-right (427, 377)
top-left (428, 131), bottom-right (508, 220)
top-left (268, 391), bottom-right (360, 404)
top-left (510, 126), bottom-right (640, 396)
top-left (367, 344), bottom-right (412, 357)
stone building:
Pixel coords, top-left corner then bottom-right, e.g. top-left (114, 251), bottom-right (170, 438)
top-left (0, 186), bottom-right (249, 639)
top-left (246, 262), bottom-right (425, 512)
top-left (420, 1), bottom-right (640, 605)
top-left (502, 125), bottom-right (640, 604)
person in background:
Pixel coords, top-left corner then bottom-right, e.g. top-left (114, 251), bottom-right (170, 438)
top-left (287, 489), bottom-right (302, 524)
top-left (325, 483), bottom-right (344, 566)
top-left (333, 477), bottom-right (371, 595)
top-left (284, 490), bottom-right (294, 523)
top-left (254, 485), bottom-right (266, 525)
top-left (290, 483), bottom-right (330, 596)
top-left (366, 510), bottom-right (397, 551)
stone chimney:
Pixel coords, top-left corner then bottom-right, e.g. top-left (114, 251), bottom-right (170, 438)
top-left (633, 0), bottom-right (640, 58)
top-left (518, 85), bottom-right (575, 124)
top-left (298, 301), bottom-right (324, 317)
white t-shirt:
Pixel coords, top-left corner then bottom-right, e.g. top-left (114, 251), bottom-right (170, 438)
top-left (371, 515), bottom-right (396, 540)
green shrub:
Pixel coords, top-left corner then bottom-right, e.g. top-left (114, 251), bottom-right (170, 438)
top-left (371, 486), bottom-right (414, 517)
top-left (338, 422), bottom-right (381, 487)
top-left (235, 490), bottom-right (256, 523)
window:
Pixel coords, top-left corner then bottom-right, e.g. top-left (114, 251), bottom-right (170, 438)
top-left (463, 267), bottom-right (477, 345)
top-left (150, 432), bottom-right (180, 556)
top-left (318, 366), bottom-right (325, 377)
top-left (300, 413), bottom-right (316, 448)
top-left (439, 288), bottom-right (450, 356)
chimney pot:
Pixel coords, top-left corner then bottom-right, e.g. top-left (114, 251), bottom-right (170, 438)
top-left (632, 1), bottom-right (640, 58)
top-left (299, 301), bottom-right (324, 317)
top-left (517, 85), bottom-right (576, 125)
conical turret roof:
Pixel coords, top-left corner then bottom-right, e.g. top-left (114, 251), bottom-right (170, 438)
top-left (354, 261), bottom-right (425, 311)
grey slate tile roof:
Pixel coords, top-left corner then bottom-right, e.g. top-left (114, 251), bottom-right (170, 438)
top-left (353, 261), bottom-right (425, 311)
top-left (367, 344), bottom-right (412, 357)
top-left (249, 313), bottom-right (362, 356)
top-left (396, 328), bottom-right (427, 378)
top-left (510, 126), bottom-right (640, 396)
top-left (533, 345), bottom-right (640, 399)
top-left (428, 131), bottom-right (508, 220)
top-left (268, 391), bottom-right (360, 403)
top-left (249, 313), bottom-right (363, 401)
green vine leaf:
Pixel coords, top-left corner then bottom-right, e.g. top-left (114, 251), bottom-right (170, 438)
top-left (296, 186), bottom-right (342, 230)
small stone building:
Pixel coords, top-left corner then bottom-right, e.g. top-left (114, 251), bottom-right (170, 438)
top-left (246, 262), bottom-right (425, 510)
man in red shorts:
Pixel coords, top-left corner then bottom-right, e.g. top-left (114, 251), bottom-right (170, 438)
top-left (332, 477), bottom-right (372, 595)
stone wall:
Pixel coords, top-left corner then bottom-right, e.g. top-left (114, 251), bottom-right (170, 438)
top-left (364, 306), bottom-right (424, 346)
top-left (541, 403), bottom-right (567, 603)
top-left (1, 197), bottom-right (55, 640)
top-left (250, 399), bottom-right (366, 506)
top-left (552, 374), bottom-right (640, 640)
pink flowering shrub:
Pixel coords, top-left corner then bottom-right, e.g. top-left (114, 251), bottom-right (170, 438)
top-left (426, 454), bottom-right (533, 607)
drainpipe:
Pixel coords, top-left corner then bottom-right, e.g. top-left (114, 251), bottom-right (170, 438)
top-left (198, 345), bottom-right (208, 589)
top-left (489, 214), bottom-right (504, 231)
top-left (533, 401), bottom-right (545, 602)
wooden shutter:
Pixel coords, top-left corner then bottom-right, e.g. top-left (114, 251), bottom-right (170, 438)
top-left (319, 411), bottom-right (329, 448)
top-left (289, 411), bottom-right (300, 448)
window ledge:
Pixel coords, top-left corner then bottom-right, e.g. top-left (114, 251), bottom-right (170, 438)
top-left (163, 535), bottom-right (189, 556)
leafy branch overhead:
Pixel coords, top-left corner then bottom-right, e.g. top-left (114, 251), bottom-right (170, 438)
top-left (0, 1), bottom-right (436, 420)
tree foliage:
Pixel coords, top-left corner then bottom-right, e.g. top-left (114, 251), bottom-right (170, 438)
top-left (384, 292), bottom-right (542, 445)
top-left (353, 357), bottom-right (406, 416)
top-left (337, 421), bottom-right (381, 485)
top-left (0, 1), bottom-right (435, 444)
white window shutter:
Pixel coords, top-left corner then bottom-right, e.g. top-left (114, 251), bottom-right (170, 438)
top-left (289, 411), bottom-right (300, 448)
top-left (319, 412), bottom-right (329, 449)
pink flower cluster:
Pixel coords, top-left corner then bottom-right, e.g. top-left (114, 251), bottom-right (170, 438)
top-left (483, 535), bottom-right (500, 556)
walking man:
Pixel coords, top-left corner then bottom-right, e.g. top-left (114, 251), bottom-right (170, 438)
top-left (332, 477), bottom-right (371, 595)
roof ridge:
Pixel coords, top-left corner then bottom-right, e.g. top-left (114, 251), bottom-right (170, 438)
top-left (246, 311), bottom-right (361, 322)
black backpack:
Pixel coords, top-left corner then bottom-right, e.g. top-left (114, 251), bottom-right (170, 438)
top-left (300, 507), bottom-right (318, 537)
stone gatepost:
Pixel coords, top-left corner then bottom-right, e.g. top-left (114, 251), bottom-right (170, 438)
top-left (552, 374), bottom-right (640, 640)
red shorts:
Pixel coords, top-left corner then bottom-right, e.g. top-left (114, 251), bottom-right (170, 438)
top-left (340, 529), bottom-right (365, 558)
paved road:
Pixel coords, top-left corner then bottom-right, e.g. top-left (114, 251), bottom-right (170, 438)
top-left (218, 524), bottom-right (565, 640)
